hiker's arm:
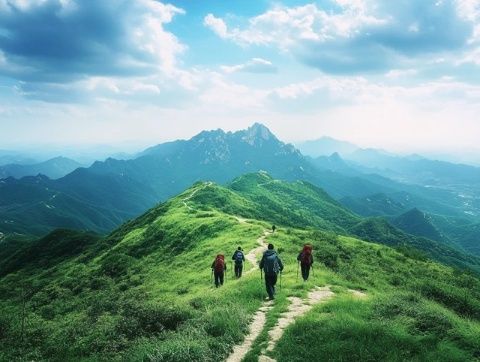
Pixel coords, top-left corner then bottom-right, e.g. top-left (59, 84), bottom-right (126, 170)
top-left (278, 257), bottom-right (284, 271)
top-left (211, 261), bottom-right (215, 269)
top-left (259, 255), bottom-right (265, 269)
top-left (232, 253), bottom-right (236, 260)
top-left (297, 253), bottom-right (301, 261)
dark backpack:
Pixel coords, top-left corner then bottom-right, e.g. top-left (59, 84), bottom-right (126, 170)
top-left (263, 252), bottom-right (280, 274)
top-left (234, 251), bottom-right (244, 265)
top-left (301, 245), bottom-right (313, 266)
top-left (214, 255), bottom-right (225, 273)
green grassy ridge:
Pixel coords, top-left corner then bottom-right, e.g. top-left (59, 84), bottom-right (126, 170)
top-left (349, 217), bottom-right (480, 275)
top-left (228, 172), bottom-right (361, 232)
top-left (275, 294), bottom-right (480, 362)
top-left (0, 176), bottom-right (479, 361)
top-left (185, 174), bottom-right (480, 274)
top-left (0, 229), bottom-right (101, 277)
top-left (256, 229), bottom-right (480, 362)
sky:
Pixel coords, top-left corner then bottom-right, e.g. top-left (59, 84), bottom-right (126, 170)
top-left (0, 0), bottom-right (480, 161)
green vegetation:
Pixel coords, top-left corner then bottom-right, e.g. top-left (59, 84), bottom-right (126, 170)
top-left (392, 208), bottom-right (443, 242)
top-left (1, 173), bottom-right (479, 361)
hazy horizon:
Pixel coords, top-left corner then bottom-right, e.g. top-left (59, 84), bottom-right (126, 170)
top-left (1, 0), bottom-right (480, 164)
top-left (2, 123), bottom-right (479, 167)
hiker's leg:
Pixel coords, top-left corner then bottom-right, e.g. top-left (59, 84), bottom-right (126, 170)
top-left (220, 272), bottom-right (224, 286)
top-left (301, 264), bottom-right (307, 281)
top-left (214, 272), bottom-right (220, 287)
top-left (265, 274), bottom-right (274, 299)
top-left (305, 265), bottom-right (310, 280)
top-left (271, 273), bottom-right (278, 295)
top-left (239, 264), bottom-right (243, 277)
top-left (235, 264), bottom-right (240, 278)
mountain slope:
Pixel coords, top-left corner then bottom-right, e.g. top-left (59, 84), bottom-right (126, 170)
top-left (392, 208), bottom-right (443, 242)
top-left (1, 123), bottom-right (478, 262)
top-left (340, 193), bottom-right (407, 217)
top-left (0, 176), bottom-right (479, 361)
top-left (0, 174), bottom-right (145, 237)
top-left (226, 172), bottom-right (361, 232)
top-left (0, 124), bottom-right (383, 238)
top-left (348, 148), bottom-right (480, 187)
top-left (0, 157), bottom-right (82, 180)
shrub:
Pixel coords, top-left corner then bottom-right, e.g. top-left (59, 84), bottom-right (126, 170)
top-left (146, 336), bottom-right (211, 362)
top-left (100, 253), bottom-right (136, 278)
top-left (203, 305), bottom-right (248, 342)
top-left (117, 301), bottom-right (192, 340)
top-left (420, 282), bottom-right (480, 320)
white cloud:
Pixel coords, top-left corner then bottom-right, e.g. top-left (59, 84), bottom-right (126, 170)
top-left (204, 1), bottom-right (478, 75)
top-left (132, 1), bottom-right (186, 72)
top-left (221, 58), bottom-right (277, 74)
top-left (203, 13), bottom-right (229, 38)
top-left (385, 69), bottom-right (418, 79)
top-left (3, 70), bottom-right (480, 157)
top-left (0, 0), bottom-right (186, 88)
top-left (204, 3), bottom-right (386, 49)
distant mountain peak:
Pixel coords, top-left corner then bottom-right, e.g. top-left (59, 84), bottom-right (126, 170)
top-left (329, 152), bottom-right (343, 161)
top-left (393, 207), bottom-right (442, 241)
top-left (241, 123), bottom-right (276, 145)
top-left (193, 128), bottom-right (226, 141)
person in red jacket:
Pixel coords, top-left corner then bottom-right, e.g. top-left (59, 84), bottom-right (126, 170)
top-left (211, 254), bottom-right (227, 287)
top-left (297, 244), bottom-right (313, 281)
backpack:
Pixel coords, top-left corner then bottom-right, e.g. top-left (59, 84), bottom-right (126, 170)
top-left (234, 251), bottom-right (244, 265)
top-left (264, 252), bottom-right (280, 274)
top-left (214, 255), bottom-right (225, 273)
top-left (301, 244), bottom-right (313, 266)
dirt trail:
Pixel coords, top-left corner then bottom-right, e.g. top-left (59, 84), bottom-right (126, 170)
top-left (226, 300), bottom-right (274, 362)
top-left (348, 289), bottom-right (367, 298)
top-left (262, 286), bottom-right (334, 357)
top-left (227, 219), bottom-right (366, 362)
top-left (245, 231), bottom-right (270, 273)
top-left (234, 216), bottom-right (248, 224)
top-left (232, 217), bottom-right (269, 272)
top-left (182, 181), bottom-right (212, 210)
top-left (225, 226), bottom-right (271, 362)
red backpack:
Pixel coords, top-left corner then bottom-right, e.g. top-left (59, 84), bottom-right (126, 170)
top-left (214, 254), bottom-right (225, 273)
top-left (301, 244), bottom-right (313, 266)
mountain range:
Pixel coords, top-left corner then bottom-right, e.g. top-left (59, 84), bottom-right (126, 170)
top-left (0, 157), bottom-right (82, 180)
top-left (1, 172), bottom-right (479, 361)
top-left (1, 123), bottom-right (479, 260)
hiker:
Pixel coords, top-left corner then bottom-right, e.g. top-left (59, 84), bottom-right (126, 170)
top-left (211, 254), bottom-right (227, 288)
top-left (232, 246), bottom-right (245, 278)
top-left (272, 225), bottom-right (276, 233)
top-left (297, 244), bottom-right (314, 281)
top-left (259, 243), bottom-right (284, 300)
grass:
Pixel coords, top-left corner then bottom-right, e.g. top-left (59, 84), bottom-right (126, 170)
top-left (0, 178), bottom-right (479, 361)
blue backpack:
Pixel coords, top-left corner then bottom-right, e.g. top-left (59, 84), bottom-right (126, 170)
top-left (235, 251), bottom-right (244, 264)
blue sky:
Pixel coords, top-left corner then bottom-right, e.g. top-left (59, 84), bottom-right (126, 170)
top-left (0, 0), bottom-right (479, 160)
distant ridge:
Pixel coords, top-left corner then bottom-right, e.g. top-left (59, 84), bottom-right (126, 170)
top-left (296, 136), bottom-right (359, 157)
top-left (392, 208), bottom-right (443, 242)
top-left (0, 156), bottom-right (82, 179)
